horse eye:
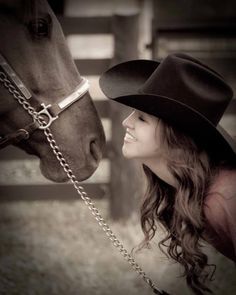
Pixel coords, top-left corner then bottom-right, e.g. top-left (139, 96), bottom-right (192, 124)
top-left (27, 15), bottom-right (52, 39)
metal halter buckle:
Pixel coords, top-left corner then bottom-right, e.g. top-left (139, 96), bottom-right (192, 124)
top-left (37, 103), bottom-right (58, 129)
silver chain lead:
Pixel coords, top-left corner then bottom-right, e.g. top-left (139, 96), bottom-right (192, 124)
top-left (0, 71), bottom-right (165, 295)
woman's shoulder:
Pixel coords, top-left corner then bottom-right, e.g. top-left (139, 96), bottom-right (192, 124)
top-left (203, 168), bottom-right (236, 261)
top-left (208, 168), bottom-right (236, 199)
top-left (204, 168), bottom-right (236, 227)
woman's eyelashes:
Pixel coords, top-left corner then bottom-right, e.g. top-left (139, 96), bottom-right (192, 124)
top-left (132, 110), bottom-right (147, 122)
top-left (137, 112), bottom-right (146, 122)
top-left (138, 115), bottom-right (145, 122)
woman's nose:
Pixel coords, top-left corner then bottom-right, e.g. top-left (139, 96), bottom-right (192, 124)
top-left (122, 110), bottom-right (135, 128)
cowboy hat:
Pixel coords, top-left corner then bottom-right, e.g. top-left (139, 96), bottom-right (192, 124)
top-left (99, 53), bottom-right (236, 161)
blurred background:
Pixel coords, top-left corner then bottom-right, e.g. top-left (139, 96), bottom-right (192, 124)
top-left (0, 0), bottom-right (235, 294)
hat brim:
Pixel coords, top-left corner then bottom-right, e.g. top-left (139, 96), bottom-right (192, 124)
top-left (100, 59), bottom-right (236, 161)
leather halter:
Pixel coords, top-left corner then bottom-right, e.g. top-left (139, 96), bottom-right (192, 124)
top-left (0, 53), bottom-right (90, 149)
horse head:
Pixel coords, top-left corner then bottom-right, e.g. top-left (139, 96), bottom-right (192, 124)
top-left (0, 0), bottom-right (106, 182)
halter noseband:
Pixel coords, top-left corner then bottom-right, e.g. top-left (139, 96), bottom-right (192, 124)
top-left (0, 53), bottom-right (89, 149)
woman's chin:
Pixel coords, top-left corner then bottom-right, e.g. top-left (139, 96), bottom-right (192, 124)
top-left (122, 145), bottom-right (133, 159)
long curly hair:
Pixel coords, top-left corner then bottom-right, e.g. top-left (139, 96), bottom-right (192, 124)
top-left (139, 120), bottom-right (222, 294)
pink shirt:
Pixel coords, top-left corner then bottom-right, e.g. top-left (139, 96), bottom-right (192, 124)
top-left (203, 169), bottom-right (236, 262)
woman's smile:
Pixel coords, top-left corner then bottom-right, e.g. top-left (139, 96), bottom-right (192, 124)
top-left (124, 129), bottom-right (137, 143)
top-left (122, 110), bottom-right (161, 160)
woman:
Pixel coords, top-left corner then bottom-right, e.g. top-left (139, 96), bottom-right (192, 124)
top-left (99, 53), bottom-right (236, 294)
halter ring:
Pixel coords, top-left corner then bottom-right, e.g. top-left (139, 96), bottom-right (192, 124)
top-left (37, 103), bottom-right (58, 129)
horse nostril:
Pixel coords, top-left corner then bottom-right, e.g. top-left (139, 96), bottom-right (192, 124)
top-left (90, 140), bottom-right (101, 163)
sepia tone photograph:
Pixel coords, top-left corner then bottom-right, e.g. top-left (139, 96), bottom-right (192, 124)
top-left (0, 0), bottom-right (235, 294)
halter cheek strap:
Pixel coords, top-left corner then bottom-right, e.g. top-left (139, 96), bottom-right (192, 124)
top-left (0, 53), bottom-right (89, 149)
top-left (0, 54), bottom-right (32, 100)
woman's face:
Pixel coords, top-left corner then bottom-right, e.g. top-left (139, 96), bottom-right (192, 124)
top-left (122, 109), bottom-right (163, 162)
top-left (122, 109), bottom-right (178, 188)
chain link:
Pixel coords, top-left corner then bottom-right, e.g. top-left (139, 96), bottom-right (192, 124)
top-left (0, 70), bottom-right (164, 295)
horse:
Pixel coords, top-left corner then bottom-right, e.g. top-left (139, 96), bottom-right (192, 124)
top-left (0, 0), bottom-right (106, 182)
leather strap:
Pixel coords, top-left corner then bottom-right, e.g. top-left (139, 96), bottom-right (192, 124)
top-left (0, 121), bottom-right (39, 149)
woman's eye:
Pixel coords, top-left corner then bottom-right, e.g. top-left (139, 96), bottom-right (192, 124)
top-left (27, 15), bottom-right (52, 39)
top-left (138, 116), bottom-right (145, 122)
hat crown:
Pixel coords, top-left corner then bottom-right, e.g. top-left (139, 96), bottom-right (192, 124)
top-left (140, 53), bottom-right (233, 125)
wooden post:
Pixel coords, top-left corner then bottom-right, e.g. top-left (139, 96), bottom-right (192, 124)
top-left (109, 12), bottom-right (145, 220)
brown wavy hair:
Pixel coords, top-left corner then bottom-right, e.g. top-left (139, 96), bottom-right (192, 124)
top-left (139, 120), bottom-right (221, 294)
